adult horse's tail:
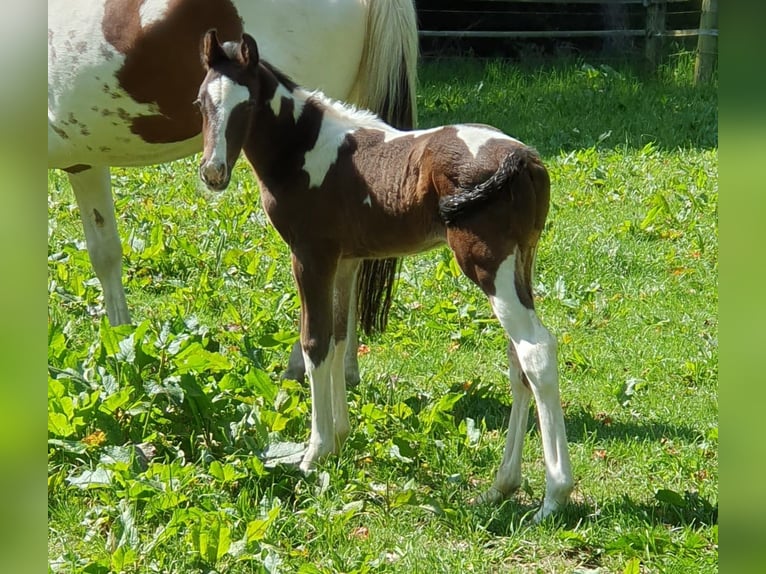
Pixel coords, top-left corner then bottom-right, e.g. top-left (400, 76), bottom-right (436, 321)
top-left (349, 0), bottom-right (418, 129)
top-left (350, 0), bottom-right (419, 335)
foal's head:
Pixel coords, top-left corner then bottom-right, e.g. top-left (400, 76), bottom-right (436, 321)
top-left (197, 30), bottom-right (260, 191)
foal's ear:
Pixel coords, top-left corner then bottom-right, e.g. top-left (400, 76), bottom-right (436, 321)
top-left (239, 33), bottom-right (259, 69)
top-left (201, 29), bottom-right (227, 69)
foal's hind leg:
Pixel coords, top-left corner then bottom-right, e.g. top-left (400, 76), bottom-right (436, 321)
top-left (68, 166), bottom-right (130, 325)
top-left (474, 344), bottom-right (532, 505)
top-left (450, 233), bottom-right (573, 521)
top-left (488, 252), bottom-right (573, 522)
top-left (330, 260), bottom-right (361, 446)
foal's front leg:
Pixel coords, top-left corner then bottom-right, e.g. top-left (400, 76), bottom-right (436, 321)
top-left (292, 252), bottom-right (341, 472)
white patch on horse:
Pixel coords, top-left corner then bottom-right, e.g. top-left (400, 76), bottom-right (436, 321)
top-left (139, 0), bottom-right (170, 29)
top-left (455, 125), bottom-right (520, 159)
top-left (302, 119), bottom-right (349, 189)
top-left (299, 90), bottom-right (380, 189)
top-left (47, 0), bottom-right (182, 167)
top-left (382, 125), bottom-right (442, 143)
top-left (269, 83), bottom-right (305, 122)
top-left (206, 75), bottom-right (250, 166)
top-left (363, 195), bottom-right (372, 207)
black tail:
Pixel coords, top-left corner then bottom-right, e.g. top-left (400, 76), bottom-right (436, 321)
top-left (438, 150), bottom-right (532, 225)
top-left (356, 257), bottom-right (402, 335)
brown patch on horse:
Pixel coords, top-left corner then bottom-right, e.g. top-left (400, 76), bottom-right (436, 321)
top-left (48, 29), bottom-right (56, 64)
top-left (102, 0), bottom-right (243, 143)
top-left (51, 125), bottom-right (69, 140)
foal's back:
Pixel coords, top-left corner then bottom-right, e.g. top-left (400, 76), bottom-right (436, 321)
top-left (282, 122), bottom-right (548, 260)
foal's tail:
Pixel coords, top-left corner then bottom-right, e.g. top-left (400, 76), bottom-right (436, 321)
top-left (438, 147), bottom-right (550, 231)
top-left (440, 147), bottom-right (550, 309)
top-left (350, 0), bottom-right (419, 335)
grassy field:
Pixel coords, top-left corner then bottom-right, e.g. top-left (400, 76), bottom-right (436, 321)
top-left (48, 52), bottom-right (717, 573)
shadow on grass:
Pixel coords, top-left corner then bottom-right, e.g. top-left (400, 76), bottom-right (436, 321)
top-left (453, 385), bottom-right (705, 445)
top-left (475, 489), bottom-right (717, 539)
top-left (562, 406), bottom-right (706, 445)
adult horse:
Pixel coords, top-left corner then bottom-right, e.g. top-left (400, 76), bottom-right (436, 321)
top-left (47, 0), bottom-right (418, 383)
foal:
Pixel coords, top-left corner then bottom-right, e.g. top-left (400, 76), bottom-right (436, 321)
top-left (197, 31), bottom-right (573, 521)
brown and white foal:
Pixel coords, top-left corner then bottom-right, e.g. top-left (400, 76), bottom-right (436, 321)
top-left (197, 31), bottom-right (573, 521)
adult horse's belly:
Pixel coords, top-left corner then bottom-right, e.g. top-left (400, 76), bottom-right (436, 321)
top-left (47, 117), bottom-right (202, 170)
top-left (48, 0), bottom-right (237, 169)
top-left (238, 0), bottom-right (367, 101)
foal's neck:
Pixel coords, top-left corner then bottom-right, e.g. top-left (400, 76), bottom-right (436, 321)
top-left (240, 63), bottom-right (319, 188)
top-left (245, 62), bottom-right (391, 190)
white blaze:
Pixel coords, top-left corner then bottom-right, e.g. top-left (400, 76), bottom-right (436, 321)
top-left (205, 75), bottom-right (250, 166)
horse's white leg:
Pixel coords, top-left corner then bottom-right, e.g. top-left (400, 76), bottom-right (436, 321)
top-left (68, 166), bottom-right (130, 325)
top-left (301, 345), bottom-right (336, 472)
top-left (475, 343), bottom-right (532, 504)
top-left (293, 252), bottom-right (339, 473)
top-left (488, 253), bottom-right (573, 522)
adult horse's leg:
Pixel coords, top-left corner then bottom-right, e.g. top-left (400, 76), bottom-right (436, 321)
top-left (68, 166), bottom-right (130, 325)
top-left (292, 249), bottom-right (341, 472)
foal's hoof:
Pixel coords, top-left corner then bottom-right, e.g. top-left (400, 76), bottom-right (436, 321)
top-left (298, 458), bottom-right (315, 475)
top-left (531, 498), bottom-right (563, 524)
top-left (299, 442), bottom-right (337, 474)
top-left (469, 486), bottom-right (506, 506)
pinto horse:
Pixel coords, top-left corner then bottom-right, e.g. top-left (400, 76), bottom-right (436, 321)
top-left (196, 31), bottom-right (574, 521)
top-left (47, 0), bottom-right (418, 384)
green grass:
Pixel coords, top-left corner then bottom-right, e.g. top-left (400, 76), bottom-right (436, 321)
top-left (48, 52), bottom-right (717, 573)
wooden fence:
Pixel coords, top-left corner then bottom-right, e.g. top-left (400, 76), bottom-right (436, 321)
top-left (416, 0), bottom-right (718, 82)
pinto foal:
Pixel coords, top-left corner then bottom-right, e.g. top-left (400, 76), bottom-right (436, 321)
top-left (197, 31), bottom-right (573, 521)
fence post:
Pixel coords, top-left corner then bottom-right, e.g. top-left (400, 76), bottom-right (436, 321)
top-left (694, 0), bottom-right (718, 84)
top-left (645, 0), bottom-right (667, 68)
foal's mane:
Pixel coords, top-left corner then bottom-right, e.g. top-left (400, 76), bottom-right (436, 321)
top-left (260, 60), bottom-right (299, 93)
top-left (216, 37), bottom-right (393, 135)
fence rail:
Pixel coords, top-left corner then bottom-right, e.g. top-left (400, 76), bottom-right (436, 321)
top-left (417, 0), bottom-right (718, 79)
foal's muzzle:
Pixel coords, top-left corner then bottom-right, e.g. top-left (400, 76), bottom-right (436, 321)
top-left (199, 160), bottom-right (230, 191)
